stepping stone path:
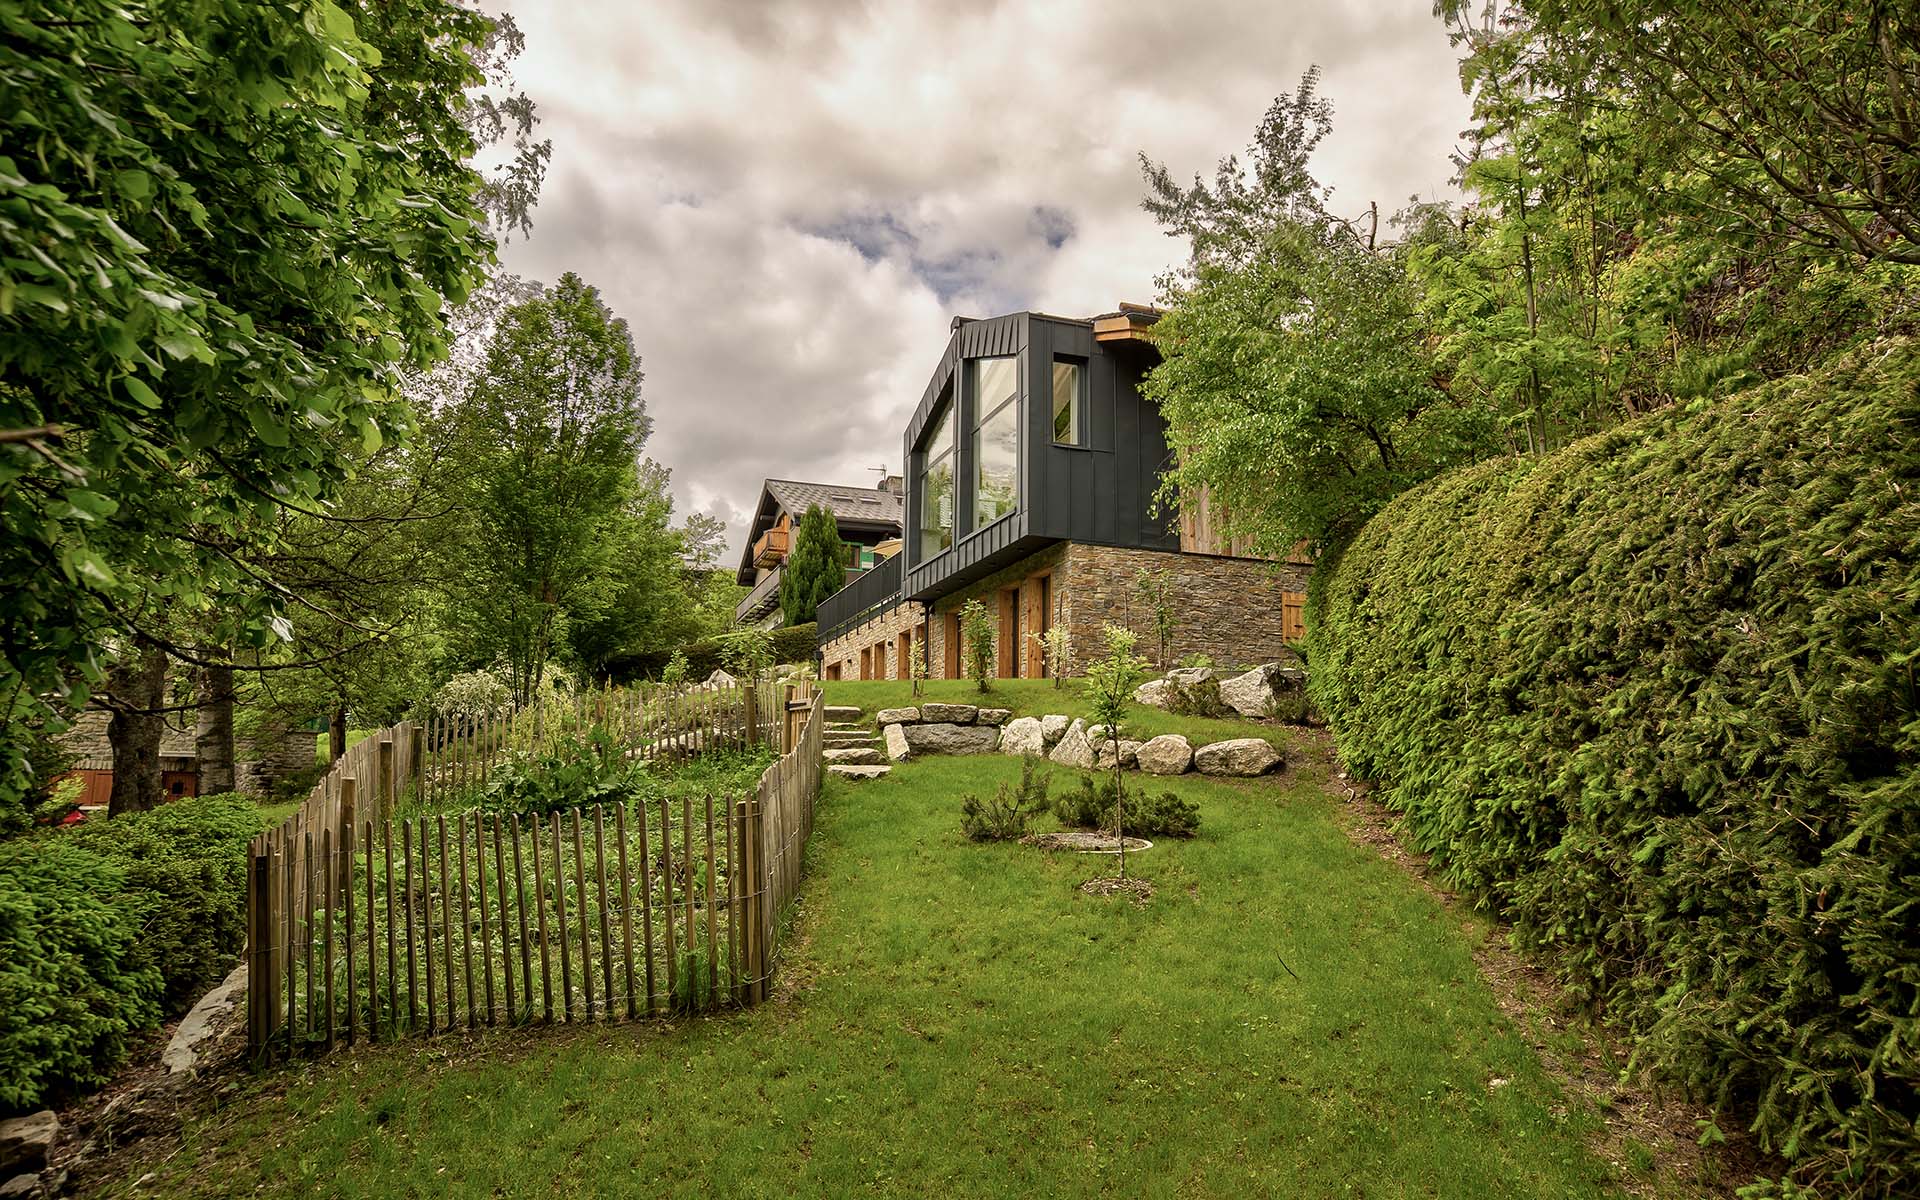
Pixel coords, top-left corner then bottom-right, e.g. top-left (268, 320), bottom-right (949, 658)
top-left (819, 706), bottom-right (894, 780)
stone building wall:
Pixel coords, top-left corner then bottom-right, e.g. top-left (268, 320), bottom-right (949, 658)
top-left (1054, 544), bottom-right (1308, 674)
top-left (818, 540), bottom-right (1307, 680)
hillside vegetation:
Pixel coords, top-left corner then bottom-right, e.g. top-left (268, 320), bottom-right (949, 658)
top-left (1310, 340), bottom-right (1920, 1196)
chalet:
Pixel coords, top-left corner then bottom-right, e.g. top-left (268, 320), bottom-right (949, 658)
top-left (735, 477), bottom-right (905, 629)
top-left (816, 304), bottom-right (1309, 680)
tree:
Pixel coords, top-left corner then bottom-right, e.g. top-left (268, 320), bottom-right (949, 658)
top-left (1436, 0), bottom-right (1920, 268)
top-left (779, 505), bottom-right (847, 627)
top-left (959, 599), bottom-right (995, 694)
top-left (1084, 625), bottom-right (1150, 881)
top-left (1141, 73), bottom-right (1514, 558)
top-left (0, 0), bottom-right (521, 824)
top-left (1133, 569), bottom-right (1177, 668)
top-left (448, 273), bottom-right (649, 707)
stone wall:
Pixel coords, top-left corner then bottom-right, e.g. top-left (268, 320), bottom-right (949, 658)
top-left (1054, 543), bottom-right (1308, 673)
top-left (819, 598), bottom-right (927, 683)
top-left (819, 540), bottom-right (1307, 679)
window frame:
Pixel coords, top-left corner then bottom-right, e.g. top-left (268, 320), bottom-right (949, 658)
top-left (968, 355), bottom-right (1020, 533)
top-left (1050, 356), bottom-right (1087, 447)
top-left (913, 391), bottom-right (957, 564)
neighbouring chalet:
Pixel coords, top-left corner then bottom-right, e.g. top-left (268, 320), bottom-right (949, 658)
top-left (57, 708), bottom-right (318, 807)
top-left (816, 304), bottom-right (1309, 680)
top-left (734, 477), bottom-right (906, 629)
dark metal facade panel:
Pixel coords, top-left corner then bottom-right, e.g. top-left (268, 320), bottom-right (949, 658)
top-left (884, 309), bottom-right (1179, 613)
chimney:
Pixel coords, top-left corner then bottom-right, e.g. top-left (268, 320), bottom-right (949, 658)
top-left (880, 474), bottom-right (904, 496)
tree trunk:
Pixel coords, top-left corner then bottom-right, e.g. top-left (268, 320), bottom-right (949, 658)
top-left (194, 662), bottom-right (236, 794)
top-left (330, 702), bottom-right (349, 765)
top-left (106, 646), bottom-right (168, 817)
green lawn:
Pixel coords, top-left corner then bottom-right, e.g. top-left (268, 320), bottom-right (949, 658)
top-left (102, 735), bottom-right (1644, 1199)
top-left (822, 677), bottom-right (1292, 750)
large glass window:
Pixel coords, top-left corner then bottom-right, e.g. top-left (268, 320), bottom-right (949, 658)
top-left (1051, 359), bottom-right (1084, 445)
top-left (971, 356), bottom-right (1019, 529)
top-left (915, 395), bottom-right (956, 559)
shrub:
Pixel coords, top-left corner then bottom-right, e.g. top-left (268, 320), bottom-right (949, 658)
top-left (1310, 340), bottom-right (1920, 1197)
top-left (1052, 774), bottom-right (1201, 838)
top-left (960, 755), bottom-right (1051, 842)
top-left (0, 840), bottom-right (161, 1111)
top-left (660, 650), bottom-right (690, 687)
top-left (1166, 675), bottom-right (1232, 718)
top-left (68, 794), bottom-right (272, 1014)
top-left (479, 726), bottom-right (652, 818)
top-left (959, 600), bottom-right (995, 694)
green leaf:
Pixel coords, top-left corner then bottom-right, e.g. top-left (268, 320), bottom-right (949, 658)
top-left (247, 402), bottom-right (290, 447)
top-left (122, 376), bottom-right (161, 409)
top-left (63, 490), bottom-right (119, 520)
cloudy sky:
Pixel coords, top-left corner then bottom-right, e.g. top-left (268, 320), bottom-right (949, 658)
top-left (488, 0), bottom-right (1473, 563)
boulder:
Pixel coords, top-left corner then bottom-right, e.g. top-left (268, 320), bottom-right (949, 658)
top-left (824, 747), bottom-right (884, 766)
top-left (901, 722), bottom-right (1000, 755)
top-left (0, 1112), bottom-right (56, 1177)
top-left (876, 706), bottom-right (921, 726)
top-left (823, 705), bottom-right (864, 721)
top-left (1218, 664), bottom-right (1280, 718)
top-left (1094, 739), bottom-right (1143, 770)
top-left (1048, 719), bottom-right (1096, 770)
top-left (976, 708), bottom-right (1013, 726)
top-left (1133, 678), bottom-right (1171, 708)
top-left (0, 1174), bottom-right (40, 1199)
top-left (1166, 666), bottom-right (1222, 687)
top-left (1135, 734), bottom-right (1194, 775)
top-left (828, 764), bottom-right (891, 781)
top-left (918, 702), bottom-right (979, 724)
top-left (1039, 714), bottom-right (1071, 745)
top-left (998, 716), bottom-right (1047, 757)
top-left (1193, 737), bottom-right (1282, 777)
top-left (705, 668), bottom-right (738, 686)
top-left (162, 962), bottom-right (247, 1075)
top-left (882, 723), bottom-right (913, 762)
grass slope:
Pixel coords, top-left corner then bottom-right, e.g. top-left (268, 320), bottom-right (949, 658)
top-left (113, 753), bottom-right (1627, 1198)
top-left (822, 677), bottom-right (1289, 750)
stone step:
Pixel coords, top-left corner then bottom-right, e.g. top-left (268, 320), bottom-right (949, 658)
top-left (825, 723), bottom-right (869, 732)
top-left (823, 747), bottom-right (885, 766)
top-left (824, 732), bottom-right (876, 744)
top-left (823, 705), bottom-right (864, 721)
top-left (828, 764), bottom-right (891, 781)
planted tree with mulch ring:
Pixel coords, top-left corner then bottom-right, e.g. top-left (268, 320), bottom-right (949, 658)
top-left (1081, 623), bottom-right (1153, 901)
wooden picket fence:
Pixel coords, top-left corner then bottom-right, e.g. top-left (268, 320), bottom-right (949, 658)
top-left (244, 679), bottom-right (822, 1057)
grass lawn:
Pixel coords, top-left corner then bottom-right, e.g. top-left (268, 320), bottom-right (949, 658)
top-left (821, 677), bottom-right (1291, 750)
top-left (101, 731), bottom-right (1646, 1199)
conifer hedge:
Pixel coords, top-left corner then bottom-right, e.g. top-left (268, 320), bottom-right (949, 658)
top-left (1310, 340), bottom-right (1919, 1196)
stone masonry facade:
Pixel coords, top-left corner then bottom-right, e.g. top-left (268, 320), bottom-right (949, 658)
top-left (820, 541), bottom-right (1307, 680)
top-left (58, 708), bottom-right (318, 798)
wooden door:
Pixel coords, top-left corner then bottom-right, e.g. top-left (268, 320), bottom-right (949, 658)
top-left (897, 631), bottom-right (911, 680)
top-left (944, 612), bottom-right (961, 678)
top-left (997, 588), bottom-right (1019, 678)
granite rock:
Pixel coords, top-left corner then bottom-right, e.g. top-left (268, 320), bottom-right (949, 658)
top-left (901, 722), bottom-right (1000, 755)
top-left (918, 703), bottom-right (979, 725)
top-left (1193, 737), bottom-right (1282, 777)
top-left (998, 717), bottom-right (1047, 757)
top-left (1135, 734), bottom-right (1194, 775)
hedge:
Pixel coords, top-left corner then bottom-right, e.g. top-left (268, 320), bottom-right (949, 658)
top-left (0, 794), bottom-right (269, 1112)
top-left (1309, 340), bottom-right (1919, 1197)
top-left (607, 622), bottom-right (818, 682)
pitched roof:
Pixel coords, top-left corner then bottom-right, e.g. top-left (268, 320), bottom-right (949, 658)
top-left (764, 478), bottom-right (902, 527)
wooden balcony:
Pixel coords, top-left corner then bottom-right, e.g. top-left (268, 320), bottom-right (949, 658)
top-left (752, 526), bottom-right (790, 568)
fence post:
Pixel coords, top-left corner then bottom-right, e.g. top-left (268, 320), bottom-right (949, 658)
top-left (780, 684), bottom-right (798, 755)
top-left (742, 682), bottom-right (758, 748)
top-left (378, 735), bottom-right (395, 811)
top-left (408, 725), bottom-right (424, 804)
top-left (339, 779), bottom-right (356, 907)
top-left (247, 841), bottom-right (271, 1052)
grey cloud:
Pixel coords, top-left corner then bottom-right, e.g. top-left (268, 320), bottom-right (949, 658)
top-left (491, 0), bottom-right (1472, 560)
